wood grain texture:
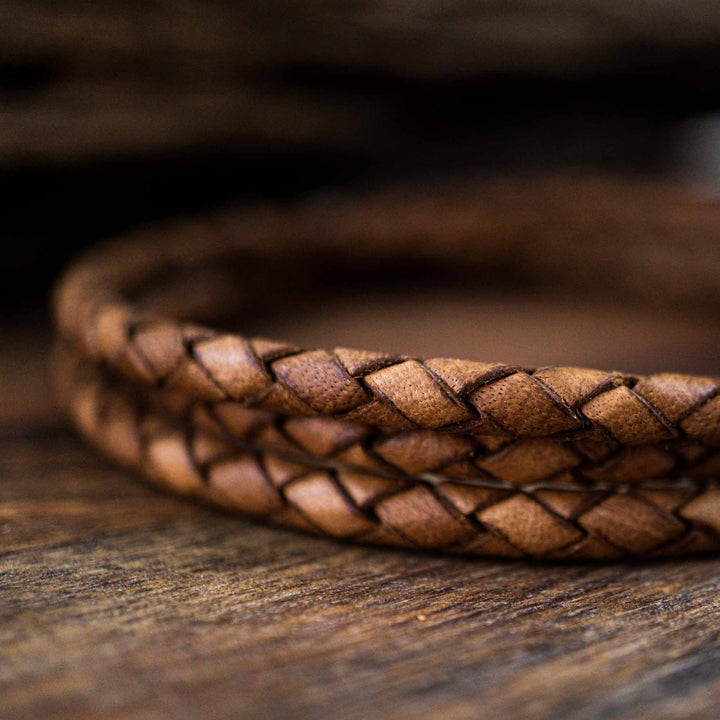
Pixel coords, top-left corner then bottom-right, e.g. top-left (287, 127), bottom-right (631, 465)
top-left (3, 1), bottom-right (720, 168)
top-left (2, 326), bottom-right (720, 719)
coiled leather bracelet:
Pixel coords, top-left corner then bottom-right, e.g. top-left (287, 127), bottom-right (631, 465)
top-left (53, 176), bottom-right (720, 559)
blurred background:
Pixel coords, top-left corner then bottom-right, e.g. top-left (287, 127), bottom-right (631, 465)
top-left (4, 1), bottom-right (720, 327)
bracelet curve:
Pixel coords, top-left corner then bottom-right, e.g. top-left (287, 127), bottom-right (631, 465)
top-left (53, 176), bottom-right (720, 559)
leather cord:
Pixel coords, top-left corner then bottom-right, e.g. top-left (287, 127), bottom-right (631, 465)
top-left (53, 176), bottom-right (720, 559)
top-left (54, 344), bottom-right (720, 559)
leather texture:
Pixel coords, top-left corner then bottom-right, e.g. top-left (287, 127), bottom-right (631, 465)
top-left (52, 176), bottom-right (720, 559)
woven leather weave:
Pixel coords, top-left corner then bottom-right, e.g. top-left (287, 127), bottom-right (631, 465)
top-left (53, 177), bottom-right (720, 559)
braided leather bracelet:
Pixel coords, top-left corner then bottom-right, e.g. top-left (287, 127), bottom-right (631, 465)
top-left (53, 177), bottom-right (720, 559)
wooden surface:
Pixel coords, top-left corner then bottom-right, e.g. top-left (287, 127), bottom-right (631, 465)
top-left (4, 1), bottom-right (720, 169)
top-left (2, 326), bottom-right (720, 720)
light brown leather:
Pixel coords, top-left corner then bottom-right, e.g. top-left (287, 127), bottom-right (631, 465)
top-left (52, 176), bottom-right (720, 559)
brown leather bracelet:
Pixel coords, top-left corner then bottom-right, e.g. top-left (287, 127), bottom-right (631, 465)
top-left (53, 176), bottom-right (720, 559)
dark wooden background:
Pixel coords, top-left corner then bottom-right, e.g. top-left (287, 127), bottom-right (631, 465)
top-left (6, 0), bottom-right (720, 317)
top-left (4, 3), bottom-right (720, 717)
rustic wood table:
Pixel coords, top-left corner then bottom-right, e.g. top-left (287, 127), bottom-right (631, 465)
top-left (2, 326), bottom-right (720, 720)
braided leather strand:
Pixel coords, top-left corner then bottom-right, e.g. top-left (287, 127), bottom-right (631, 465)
top-left (52, 177), bottom-right (720, 559)
top-left (57, 348), bottom-right (720, 560)
top-left (114, 356), bottom-right (720, 488)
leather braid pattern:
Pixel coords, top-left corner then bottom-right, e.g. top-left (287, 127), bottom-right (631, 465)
top-left (52, 177), bottom-right (720, 559)
top-left (115, 360), bottom-right (720, 488)
top-left (57, 348), bottom-right (720, 560)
